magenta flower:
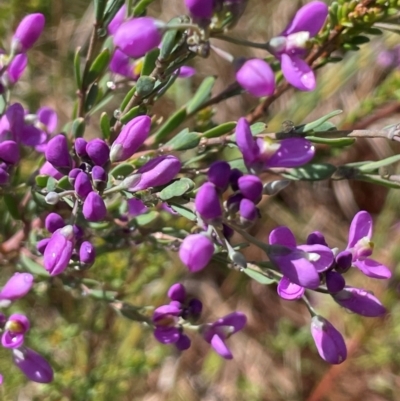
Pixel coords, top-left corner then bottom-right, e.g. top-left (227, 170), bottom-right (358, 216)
top-left (113, 17), bottom-right (163, 58)
top-left (207, 161), bottom-right (231, 191)
top-left (239, 198), bottom-right (257, 222)
top-left (130, 155), bottom-right (181, 191)
top-left (2, 314), bottom-right (30, 349)
top-left (195, 182), bottom-right (222, 221)
top-left (202, 312), bottom-right (246, 359)
top-left (127, 198), bottom-right (148, 217)
top-left (79, 241), bottom-right (96, 267)
top-left (325, 271), bottom-right (345, 293)
top-left (6, 53), bottom-right (27, 84)
top-left (0, 140), bottom-right (20, 164)
top-left (179, 233), bottom-right (214, 272)
top-left (13, 347), bottom-right (54, 383)
top-left (12, 13), bottom-right (45, 53)
top-left (74, 172), bottom-right (93, 199)
top-left (0, 273), bottom-right (34, 302)
top-left (346, 211), bottom-right (391, 279)
top-left (235, 117), bottom-right (314, 171)
top-left (82, 192), bottom-right (107, 222)
top-left (45, 134), bottom-right (72, 171)
top-left (277, 276), bottom-right (305, 300)
top-left (43, 225), bottom-right (74, 275)
top-left (332, 286), bottom-right (386, 317)
top-left (45, 213), bottom-right (65, 233)
top-left (92, 166), bottom-right (108, 191)
top-left (74, 138), bottom-right (88, 158)
top-left (236, 59), bottom-right (275, 97)
top-left (311, 316), bottom-right (347, 364)
top-left (39, 161), bottom-right (64, 180)
top-left (110, 115), bottom-right (151, 162)
top-left (268, 1), bottom-right (328, 91)
top-left (86, 139), bottom-right (110, 166)
top-left (107, 4), bottom-right (126, 35)
top-left (237, 174), bottom-right (263, 203)
top-left (177, 66), bottom-right (196, 78)
top-left (109, 49), bottom-right (136, 79)
top-left (269, 226), bottom-right (334, 289)
top-left (185, 0), bottom-right (214, 19)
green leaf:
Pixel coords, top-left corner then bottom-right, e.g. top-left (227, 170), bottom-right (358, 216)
top-left (358, 155), bottom-right (400, 173)
top-left (120, 86), bottom-right (137, 111)
top-left (203, 122), bottom-right (236, 138)
top-left (243, 268), bottom-right (275, 285)
top-left (74, 47), bottom-right (82, 89)
top-left (135, 76), bottom-right (156, 97)
top-left (88, 94), bottom-right (113, 115)
top-left (120, 105), bottom-right (147, 125)
top-left (283, 163), bottom-right (337, 181)
top-left (103, 0), bottom-right (125, 28)
top-left (153, 108), bottom-right (187, 143)
top-left (186, 76), bottom-right (216, 114)
top-left (348, 35), bottom-right (370, 45)
top-left (169, 203), bottom-right (196, 220)
top-left (159, 178), bottom-right (195, 200)
top-left (57, 176), bottom-right (72, 190)
top-left (295, 110), bottom-right (342, 133)
top-left (165, 129), bottom-right (201, 150)
top-left (356, 174), bottom-right (400, 189)
top-left (71, 117), bottom-right (85, 138)
top-left (305, 136), bottom-right (355, 147)
top-left (228, 158), bottom-right (246, 172)
top-left (94, 0), bottom-right (108, 23)
top-left (135, 211), bottom-right (159, 226)
top-left (141, 48), bottom-right (160, 76)
top-left (20, 254), bottom-right (49, 277)
top-left (46, 177), bottom-right (57, 192)
top-left (133, 0), bottom-right (155, 16)
top-left (110, 163), bottom-right (135, 179)
top-left (35, 175), bottom-right (49, 188)
top-left (84, 83), bottom-right (99, 112)
top-left (4, 194), bottom-right (20, 220)
top-left (84, 48), bottom-right (111, 86)
top-left (100, 112), bottom-right (111, 140)
top-left (250, 122), bottom-right (267, 135)
top-left (159, 17), bottom-right (185, 60)
top-left (87, 289), bottom-right (117, 301)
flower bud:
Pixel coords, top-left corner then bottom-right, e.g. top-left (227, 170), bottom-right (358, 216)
top-left (36, 238), bottom-right (50, 254)
top-left (130, 155), bottom-right (181, 191)
top-left (208, 161), bottom-right (231, 191)
top-left (74, 172), bottom-right (93, 199)
top-left (168, 283), bottom-right (186, 303)
top-left (45, 213), bottom-right (64, 233)
top-left (229, 168), bottom-right (243, 191)
top-left (13, 347), bottom-right (54, 383)
top-left (39, 161), bottom-right (63, 180)
top-left (326, 271), bottom-right (345, 293)
top-left (2, 314), bottom-right (30, 349)
top-left (12, 13), bottom-right (45, 53)
top-left (239, 198), bottom-right (257, 223)
top-left (238, 175), bottom-right (263, 203)
top-left (45, 192), bottom-right (60, 205)
top-left (185, 0), bottom-right (214, 19)
top-left (187, 298), bottom-right (203, 320)
top-left (68, 168), bottom-right (81, 186)
top-left (43, 226), bottom-right (74, 275)
top-left (79, 241), bottom-right (96, 267)
top-left (335, 250), bottom-right (353, 274)
top-left (175, 333), bottom-right (191, 351)
top-left (127, 198), bottom-right (148, 216)
top-left (235, 117), bottom-right (259, 166)
top-left (92, 166), bottom-right (108, 191)
top-left (307, 231), bottom-right (328, 246)
top-left (236, 59), bottom-right (275, 97)
top-left (45, 134), bottom-right (72, 171)
top-left (83, 192), bottom-right (107, 222)
top-left (86, 139), bottom-right (110, 166)
top-left (107, 4), bottom-right (126, 35)
top-left (195, 182), bottom-right (222, 221)
top-left (6, 53), bottom-right (27, 84)
top-left (226, 192), bottom-right (244, 214)
top-left (113, 17), bottom-right (163, 59)
top-left (179, 233), bottom-right (214, 273)
top-left (74, 138), bottom-right (88, 158)
top-left (0, 273), bottom-right (34, 301)
top-left (110, 115), bottom-right (151, 162)
top-left (0, 140), bottom-right (20, 164)
top-left (311, 316), bottom-right (347, 364)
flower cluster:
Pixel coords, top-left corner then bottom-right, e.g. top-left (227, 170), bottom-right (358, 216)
top-left (153, 283), bottom-right (246, 359)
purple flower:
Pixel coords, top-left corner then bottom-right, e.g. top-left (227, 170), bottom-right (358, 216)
top-left (6, 54), bottom-right (27, 84)
top-left (86, 139), bottom-right (110, 166)
top-left (39, 161), bottom-right (64, 180)
top-left (346, 211), bottom-right (391, 279)
top-left (45, 134), bottom-right (72, 171)
top-left (45, 213), bottom-right (65, 233)
top-left (13, 347), bottom-right (53, 383)
top-left (127, 198), bottom-right (148, 217)
top-left (12, 13), bottom-right (45, 53)
top-left (74, 138), bottom-right (88, 159)
top-left (130, 155), bottom-right (181, 191)
top-left (36, 238), bottom-right (50, 254)
top-left (109, 49), bottom-right (136, 79)
top-left (202, 312), bottom-right (246, 359)
top-left (107, 4), bottom-right (126, 35)
top-left (114, 17), bottom-right (163, 59)
top-left (110, 115), bottom-right (151, 162)
top-left (0, 273), bottom-right (34, 301)
top-left (74, 172), bottom-right (93, 199)
top-left (235, 117), bottom-right (314, 171)
top-left (277, 276), bottom-right (304, 300)
top-left (269, 226), bottom-right (334, 289)
top-left (68, 168), bottom-right (81, 186)
top-left (238, 174), bottom-right (263, 203)
top-left (2, 314), bottom-right (30, 349)
top-left (195, 182), bottom-right (222, 221)
top-left (177, 66), bottom-right (196, 78)
top-left (207, 161), bottom-right (231, 191)
top-left (239, 198), bottom-right (258, 223)
top-left (43, 225), bottom-right (74, 276)
top-left (79, 241), bottom-right (96, 267)
top-left (82, 192), bottom-right (107, 222)
top-left (229, 168), bottom-right (243, 191)
top-left (236, 59), bottom-right (275, 97)
top-left (0, 140), bottom-right (20, 164)
top-left (179, 234), bottom-right (214, 272)
top-left (311, 316), bottom-right (347, 364)
top-left (185, 0), bottom-right (214, 19)
top-left (268, 1), bottom-right (328, 91)
top-left (168, 283), bottom-right (186, 303)
top-left (332, 286), bottom-right (386, 317)
top-left (92, 166), bottom-right (108, 191)
top-left (326, 271), bottom-right (345, 293)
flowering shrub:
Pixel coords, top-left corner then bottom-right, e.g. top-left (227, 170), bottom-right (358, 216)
top-left (0, 0), bottom-right (399, 394)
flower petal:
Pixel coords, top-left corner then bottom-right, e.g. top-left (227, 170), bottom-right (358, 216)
top-left (269, 226), bottom-right (296, 247)
top-left (211, 334), bottom-right (233, 359)
top-left (281, 54), bottom-right (316, 91)
top-left (353, 258), bottom-right (392, 279)
top-left (298, 244), bottom-right (334, 272)
top-left (153, 327), bottom-right (180, 344)
top-left (347, 211), bottom-right (373, 248)
top-left (277, 277), bottom-right (305, 300)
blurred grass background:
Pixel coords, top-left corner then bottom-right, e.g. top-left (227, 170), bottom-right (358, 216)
top-left (1, 0), bottom-right (400, 400)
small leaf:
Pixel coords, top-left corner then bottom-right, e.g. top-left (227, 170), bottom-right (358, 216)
top-left (100, 112), bottom-right (111, 140)
top-left (46, 177), bottom-right (57, 192)
top-left (153, 108), bottom-right (187, 143)
top-left (159, 178), bottom-right (195, 200)
top-left (165, 129), bottom-right (201, 151)
top-left (133, 0), bottom-right (156, 16)
top-left (283, 163), bottom-right (337, 181)
top-left (159, 17), bottom-right (185, 60)
top-left (103, 0), bottom-right (125, 28)
top-left (305, 136), bottom-right (355, 147)
top-left (228, 158), bottom-right (247, 172)
top-left (4, 194), bottom-right (21, 220)
top-left (203, 122), bottom-right (236, 138)
top-left (120, 105), bottom-right (147, 124)
top-left (87, 289), bottom-right (117, 301)
top-left (186, 76), bottom-right (216, 114)
top-left (35, 175), bottom-right (49, 188)
top-left (110, 163), bottom-right (135, 179)
top-left (74, 47), bottom-right (82, 89)
top-left (295, 110), bottom-right (342, 133)
top-left (169, 203), bottom-right (196, 220)
top-left (135, 211), bottom-right (159, 226)
top-left (243, 268), bottom-right (275, 285)
top-left (57, 176), bottom-right (72, 190)
top-left (20, 254), bottom-right (49, 277)
top-left (84, 83), bottom-right (99, 112)
top-left (141, 48), bottom-right (160, 76)
top-left (356, 174), bottom-right (400, 189)
top-left (84, 48), bottom-right (111, 86)
top-left (71, 117), bottom-right (85, 138)
top-left (358, 155), bottom-right (400, 173)
top-left (120, 86), bottom-right (137, 111)
top-left (94, 0), bottom-right (108, 22)
top-left (250, 122), bottom-right (267, 135)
